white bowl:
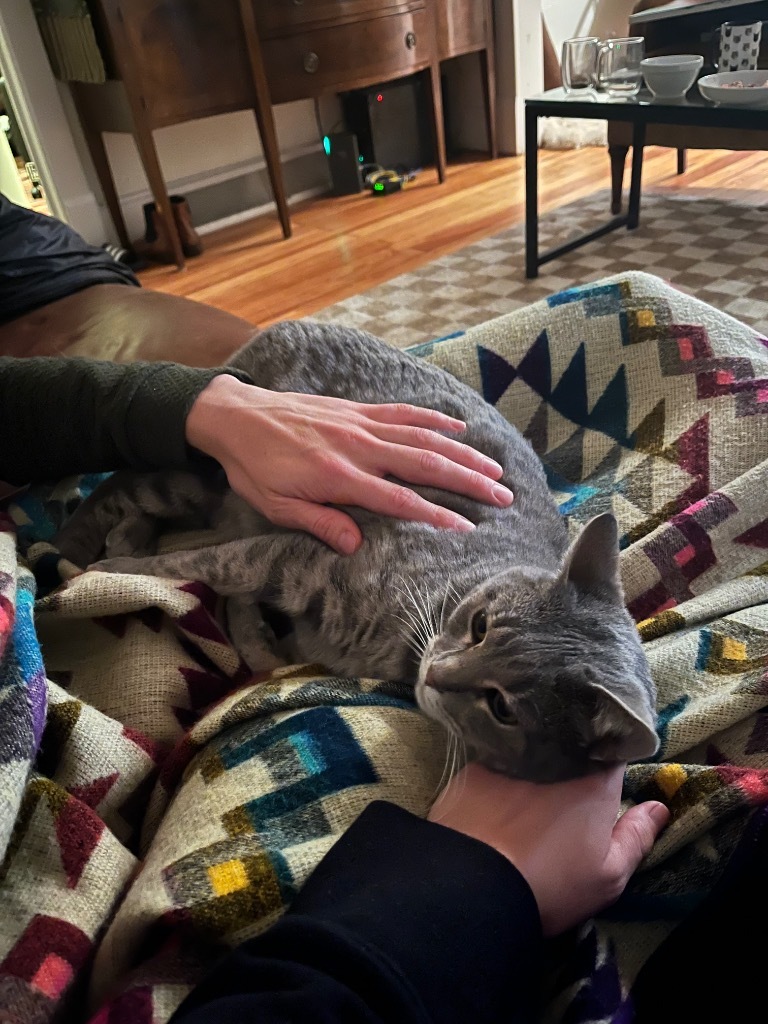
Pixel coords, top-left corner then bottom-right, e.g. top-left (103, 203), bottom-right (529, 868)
top-left (698, 69), bottom-right (768, 106)
top-left (641, 54), bottom-right (703, 98)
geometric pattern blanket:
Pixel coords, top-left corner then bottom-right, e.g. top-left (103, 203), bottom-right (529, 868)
top-left (1, 269), bottom-right (768, 1023)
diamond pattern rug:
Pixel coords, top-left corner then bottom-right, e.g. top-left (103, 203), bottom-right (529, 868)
top-left (313, 190), bottom-right (768, 346)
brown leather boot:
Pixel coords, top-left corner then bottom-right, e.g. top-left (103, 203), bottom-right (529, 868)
top-left (135, 202), bottom-right (176, 264)
top-left (170, 195), bottom-right (203, 258)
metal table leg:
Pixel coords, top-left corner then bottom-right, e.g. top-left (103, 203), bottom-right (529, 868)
top-left (523, 103), bottom-right (647, 276)
top-left (525, 106), bottom-right (539, 279)
top-left (628, 120), bottom-right (646, 231)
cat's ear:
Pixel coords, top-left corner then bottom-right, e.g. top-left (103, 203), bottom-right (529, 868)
top-left (586, 685), bottom-right (659, 764)
top-left (560, 513), bottom-right (623, 603)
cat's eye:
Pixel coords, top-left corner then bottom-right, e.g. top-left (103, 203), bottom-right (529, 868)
top-left (486, 689), bottom-right (516, 725)
top-left (471, 610), bottom-right (487, 644)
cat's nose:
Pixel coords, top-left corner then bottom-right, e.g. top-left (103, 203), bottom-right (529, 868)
top-left (424, 667), bottom-right (438, 689)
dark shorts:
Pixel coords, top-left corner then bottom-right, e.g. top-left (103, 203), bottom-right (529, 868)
top-left (0, 192), bottom-right (139, 325)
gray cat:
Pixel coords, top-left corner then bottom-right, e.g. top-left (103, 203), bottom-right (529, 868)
top-left (55, 319), bottom-right (659, 782)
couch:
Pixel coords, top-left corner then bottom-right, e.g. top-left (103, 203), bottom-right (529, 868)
top-left (2, 270), bottom-right (768, 1022)
top-left (0, 282), bottom-right (255, 366)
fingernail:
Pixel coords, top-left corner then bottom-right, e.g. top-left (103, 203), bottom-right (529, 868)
top-left (492, 484), bottom-right (514, 506)
top-left (449, 418), bottom-right (466, 431)
top-left (649, 803), bottom-right (670, 827)
top-left (338, 531), bottom-right (359, 555)
top-left (483, 458), bottom-right (504, 477)
top-left (453, 517), bottom-right (476, 533)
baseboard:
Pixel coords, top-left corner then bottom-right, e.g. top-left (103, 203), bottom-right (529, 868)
top-left (197, 186), bottom-right (325, 235)
top-left (120, 144), bottom-right (331, 242)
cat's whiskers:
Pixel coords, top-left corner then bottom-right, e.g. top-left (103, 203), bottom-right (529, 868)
top-left (431, 721), bottom-right (458, 802)
top-left (390, 611), bottom-right (429, 658)
top-left (430, 729), bottom-right (473, 815)
top-left (410, 579), bottom-right (438, 644)
top-left (439, 578), bottom-right (460, 633)
top-left (390, 595), bottom-right (431, 654)
top-left (426, 698), bottom-right (470, 805)
top-left (393, 578), bottom-right (437, 655)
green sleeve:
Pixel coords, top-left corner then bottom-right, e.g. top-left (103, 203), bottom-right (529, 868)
top-left (0, 357), bottom-right (253, 484)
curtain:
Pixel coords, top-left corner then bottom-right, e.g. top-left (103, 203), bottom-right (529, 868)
top-left (31, 0), bottom-right (106, 84)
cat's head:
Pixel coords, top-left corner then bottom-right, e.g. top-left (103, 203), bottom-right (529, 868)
top-left (415, 513), bottom-right (658, 782)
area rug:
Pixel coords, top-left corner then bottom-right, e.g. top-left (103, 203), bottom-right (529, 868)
top-left (313, 190), bottom-right (768, 346)
top-left (539, 116), bottom-right (608, 150)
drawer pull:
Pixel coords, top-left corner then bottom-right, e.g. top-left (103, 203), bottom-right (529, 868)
top-left (405, 31), bottom-right (417, 50)
top-left (303, 51), bottom-right (320, 73)
top-left (293, 0), bottom-right (304, 5)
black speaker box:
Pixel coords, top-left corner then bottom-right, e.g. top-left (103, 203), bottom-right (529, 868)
top-left (342, 77), bottom-right (431, 173)
top-left (325, 131), bottom-right (364, 196)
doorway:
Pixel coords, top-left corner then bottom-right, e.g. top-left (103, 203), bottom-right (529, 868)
top-left (0, 0), bottom-right (111, 244)
top-left (0, 60), bottom-right (51, 214)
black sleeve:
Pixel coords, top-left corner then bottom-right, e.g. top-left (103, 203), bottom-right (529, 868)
top-left (170, 802), bottom-right (544, 1024)
top-left (0, 357), bottom-right (253, 484)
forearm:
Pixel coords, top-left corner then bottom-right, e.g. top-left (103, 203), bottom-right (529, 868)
top-left (0, 357), bottom-right (251, 483)
top-left (170, 802), bottom-right (544, 1024)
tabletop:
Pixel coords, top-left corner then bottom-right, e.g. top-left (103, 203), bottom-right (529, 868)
top-left (525, 86), bottom-right (768, 129)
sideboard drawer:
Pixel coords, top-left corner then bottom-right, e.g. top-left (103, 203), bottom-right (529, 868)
top-left (256, 0), bottom-right (409, 36)
top-left (264, 8), bottom-right (434, 103)
top-left (437, 0), bottom-right (488, 59)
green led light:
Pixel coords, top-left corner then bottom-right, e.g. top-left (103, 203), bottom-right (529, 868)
top-left (359, 155), bottom-right (364, 162)
top-left (323, 135), bottom-right (331, 156)
top-left (374, 182), bottom-right (385, 191)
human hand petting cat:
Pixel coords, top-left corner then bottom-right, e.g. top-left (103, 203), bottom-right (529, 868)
top-left (185, 373), bottom-right (514, 555)
top-left (429, 763), bottom-right (669, 937)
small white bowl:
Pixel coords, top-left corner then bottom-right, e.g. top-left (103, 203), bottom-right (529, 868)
top-left (641, 54), bottom-right (704, 99)
top-left (698, 69), bottom-right (768, 106)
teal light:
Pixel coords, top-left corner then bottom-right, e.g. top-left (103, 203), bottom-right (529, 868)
top-left (323, 135), bottom-right (331, 156)
top-left (358, 155), bottom-right (364, 163)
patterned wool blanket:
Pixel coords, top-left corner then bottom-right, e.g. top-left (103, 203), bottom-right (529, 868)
top-left (1, 269), bottom-right (768, 1023)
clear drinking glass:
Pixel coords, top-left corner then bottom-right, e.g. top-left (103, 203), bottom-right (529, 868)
top-left (597, 36), bottom-right (645, 97)
top-left (562, 37), bottom-right (599, 93)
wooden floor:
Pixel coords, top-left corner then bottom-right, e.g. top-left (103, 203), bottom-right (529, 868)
top-left (139, 146), bottom-right (768, 327)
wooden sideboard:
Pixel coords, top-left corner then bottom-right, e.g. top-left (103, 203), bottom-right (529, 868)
top-left (71, 0), bottom-right (496, 267)
top-left (437, 0), bottom-right (497, 158)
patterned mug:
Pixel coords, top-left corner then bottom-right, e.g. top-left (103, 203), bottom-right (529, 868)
top-left (717, 21), bottom-right (763, 72)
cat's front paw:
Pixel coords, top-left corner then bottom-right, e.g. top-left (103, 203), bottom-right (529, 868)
top-left (88, 556), bottom-right (144, 576)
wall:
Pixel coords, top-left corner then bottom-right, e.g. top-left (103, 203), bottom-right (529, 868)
top-left (58, 81), bottom-right (341, 242)
top-left (0, 0), bottom-right (111, 243)
top-left (543, 0), bottom-right (638, 51)
top-left (543, 0), bottom-right (597, 51)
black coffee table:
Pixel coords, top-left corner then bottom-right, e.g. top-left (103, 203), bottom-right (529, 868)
top-left (525, 86), bottom-right (768, 279)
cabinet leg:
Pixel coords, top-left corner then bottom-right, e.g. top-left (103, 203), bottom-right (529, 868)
top-left (609, 144), bottom-right (629, 215)
top-left (677, 148), bottom-right (687, 175)
top-left (251, 105), bottom-right (292, 240)
top-left (237, 0), bottom-right (291, 239)
top-left (132, 122), bottom-right (185, 270)
top-left (480, 46), bottom-right (498, 160)
top-left (426, 63), bottom-right (447, 184)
